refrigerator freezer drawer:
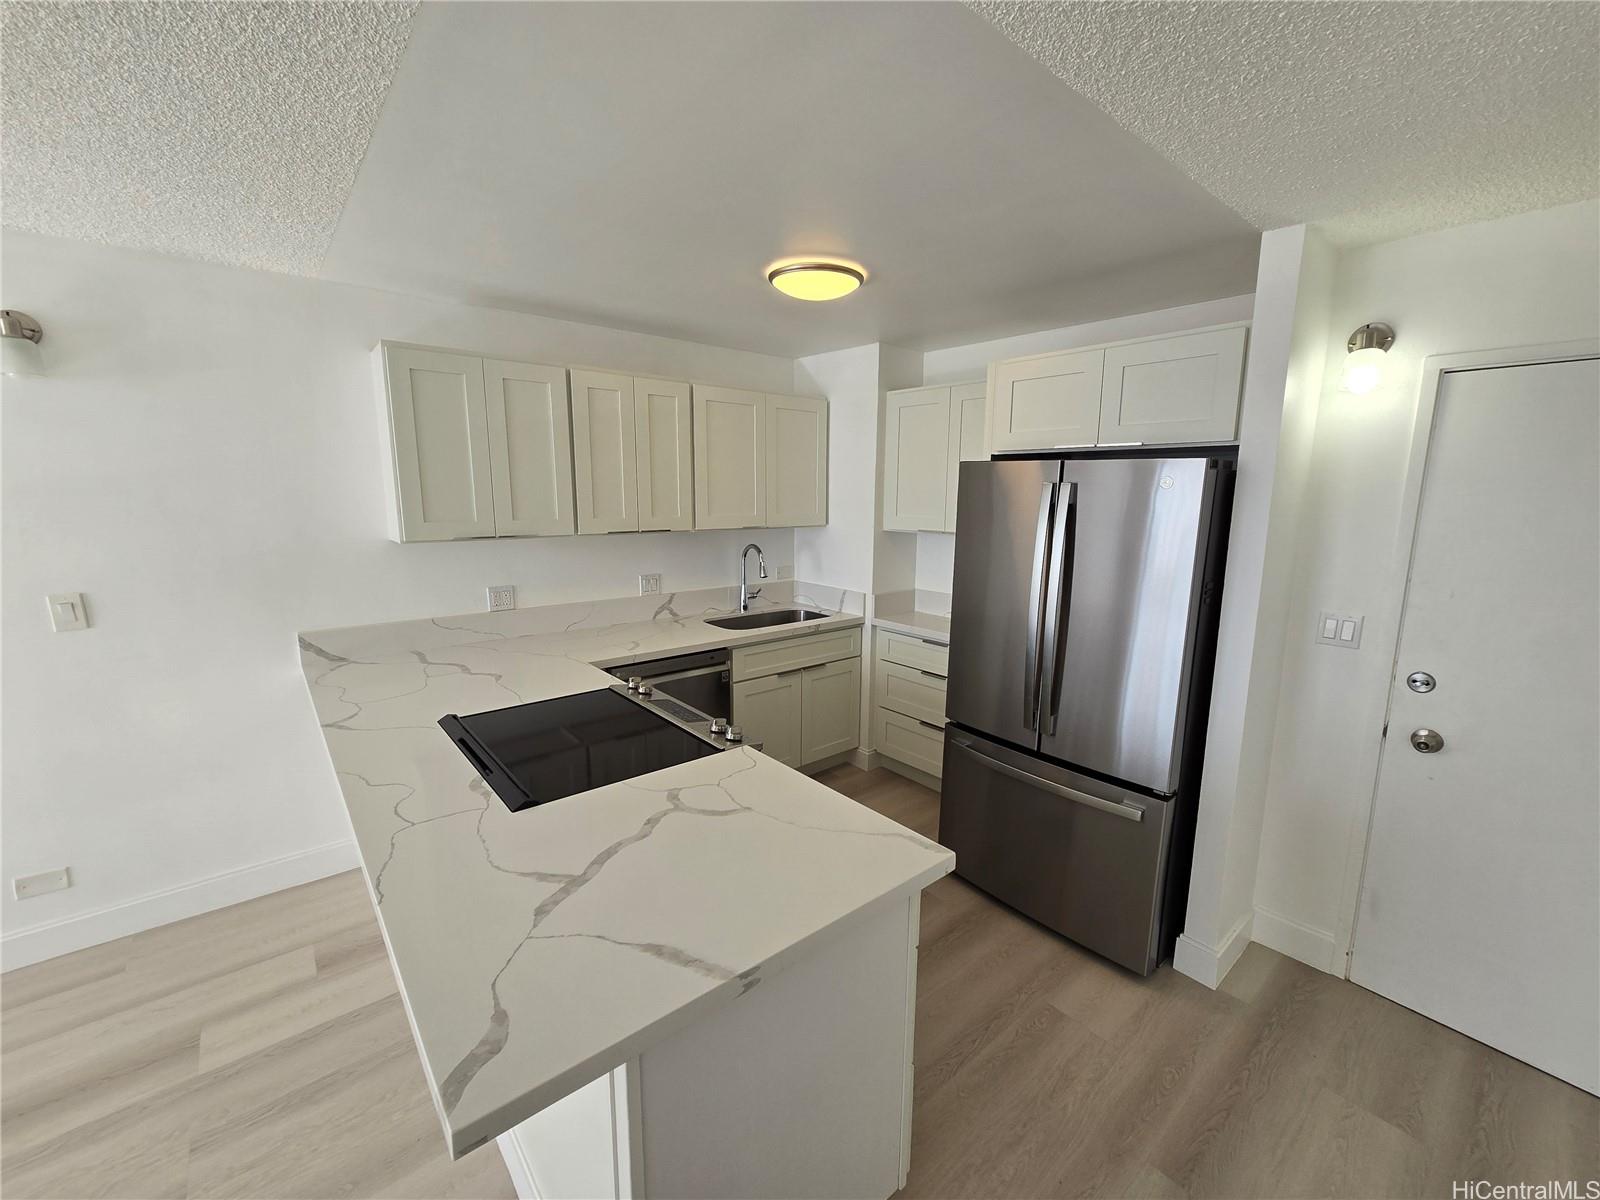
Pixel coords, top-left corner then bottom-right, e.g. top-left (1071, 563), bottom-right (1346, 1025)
top-left (938, 728), bottom-right (1175, 975)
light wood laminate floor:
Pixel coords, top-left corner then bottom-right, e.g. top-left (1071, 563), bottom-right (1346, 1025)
top-left (3, 766), bottom-right (1595, 1199)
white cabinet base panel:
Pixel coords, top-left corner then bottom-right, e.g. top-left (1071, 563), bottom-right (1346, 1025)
top-left (497, 895), bottom-right (920, 1200)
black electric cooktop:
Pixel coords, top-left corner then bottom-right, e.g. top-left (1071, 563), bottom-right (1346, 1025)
top-left (440, 687), bottom-right (725, 812)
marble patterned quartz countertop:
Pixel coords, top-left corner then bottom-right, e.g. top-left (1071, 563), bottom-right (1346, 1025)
top-left (872, 589), bottom-right (953, 644)
top-left (297, 583), bottom-right (954, 1158)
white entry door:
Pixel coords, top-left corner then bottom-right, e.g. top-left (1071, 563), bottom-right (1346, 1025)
top-left (1351, 357), bottom-right (1599, 1094)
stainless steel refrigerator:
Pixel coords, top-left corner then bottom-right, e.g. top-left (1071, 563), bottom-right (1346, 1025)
top-left (940, 453), bottom-right (1234, 975)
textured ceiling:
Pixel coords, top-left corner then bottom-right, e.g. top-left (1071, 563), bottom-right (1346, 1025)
top-left (969, 1), bottom-right (1600, 245)
top-left (0, 1), bottom-right (416, 274)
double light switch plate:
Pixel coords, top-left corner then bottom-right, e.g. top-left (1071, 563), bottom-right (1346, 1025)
top-left (1317, 611), bottom-right (1363, 649)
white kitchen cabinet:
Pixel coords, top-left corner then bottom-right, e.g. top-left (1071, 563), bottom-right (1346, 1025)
top-left (801, 657), bottom-right (862, 763)
top-left (375, 343), bottom-right (497, 542)
top-left (572, 371), bottom-right (695, 534)
top-left (694, 385), bottom-right (766, 529)
top-left (570, 369), bottom-right (640, 534)
top-left (484, 359), bottom-right (575, 537)
top-left (882, 382), bottom-right (986, 533)
top-left (945, 382), bottom-right (987, 531)
top-left (766, 392), bottom-right (828, 527)
top-left (883, 386), bottom-right (952, 532)
top-left (634, 377), bottom-right (694, 531)
top-left (1098, 326), bottom-right (1247, 444)
top-left (731, 670), bottom-right (803, 767)
top-left (987, 349), bottom-right (1104, 453)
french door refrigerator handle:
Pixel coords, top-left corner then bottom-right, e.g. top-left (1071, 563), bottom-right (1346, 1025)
top-left (1023, 481), bottom-right (1056, 731)
top-left (948, 737), bottom-right (1144, 822)
top-left (1041, 480), bottom-right (1078, 735)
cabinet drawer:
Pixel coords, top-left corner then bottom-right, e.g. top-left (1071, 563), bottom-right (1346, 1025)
top-left (874, 659), bottom-right (947, 726)
top-left (874, 707), bottom-right (945, 778)
top-left (732, 627), bottom-right (861, 682)
top-left (873, 627), bottom-right (948, 676)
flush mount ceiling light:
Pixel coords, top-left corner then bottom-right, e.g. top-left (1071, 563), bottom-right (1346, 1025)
top-left (1342, 322), bottom-right (1395, 395)
top-left (0, 309), bottom-right (45, 378)
top-left (766, 260), bottom-right (865, 302)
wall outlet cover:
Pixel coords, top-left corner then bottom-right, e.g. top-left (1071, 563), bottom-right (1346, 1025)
top-left (14, 867), bottom-right (71, 900)
top-left (639, 574), bottom-right (662, 595)
top-left (776, 564), bottom-right (793, 580)
top-left (486, 585), bottom-right (515, 612)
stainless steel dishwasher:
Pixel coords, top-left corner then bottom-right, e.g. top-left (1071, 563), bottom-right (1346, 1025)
top-left (607, 648), bottom-right (731, 721)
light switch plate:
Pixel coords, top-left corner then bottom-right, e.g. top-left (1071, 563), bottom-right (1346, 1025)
top-left (47, 592), bottom-right (89, 632)
top-left (14, 868), bottom-right (71, 900)
top-left (1317, 611), bottom-right (1363, 649)
top-left (639, 573), bottom-right (662, 595)
top-left (486, 585), bottom-right (515, 612)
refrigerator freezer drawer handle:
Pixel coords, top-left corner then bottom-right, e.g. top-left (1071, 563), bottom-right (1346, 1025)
top-left (1024, 482), bottom-right (1055, 731)
top-left (948, 739), bottom-right (1144, 823)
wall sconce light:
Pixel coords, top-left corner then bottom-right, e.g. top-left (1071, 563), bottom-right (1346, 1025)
top-left (1342, 322), bottom-right (1394, 395)
top-left (1, 309), bottom-right (45, 377)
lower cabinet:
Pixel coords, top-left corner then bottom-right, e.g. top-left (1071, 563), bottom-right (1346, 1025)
top-left (731, 630), bottom-right (862, 770)
top-left (871, 627), bottom-right (949, 781)
top-left (873, 708), bottom-right (946, 778)
top-left (731, 671), bottom-right (803, 767)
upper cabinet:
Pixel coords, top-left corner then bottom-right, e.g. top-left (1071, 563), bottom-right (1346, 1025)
top-left (376, 341), bottom-right (830, 541)
top-left (983, 325), bottom-right (1249, 456)
top-left (571, 370), bottom-right (696, 534)
top-left (1098, 327), bottom-right (1247, 445)
top-left (988, 349), bottom-right (1104, 452)
top-left (766, 393), bottom-right (828, 527)
top-left (486, 358), bottom-right (575, 537)
top-left (694, 386), bottom-right (766, 529)
top-left (375, 344), bottom-right (498, 542)
top-left (694, 388), bottom-right (827, 529)
top-left (882, 381), bottom-right (986, 534)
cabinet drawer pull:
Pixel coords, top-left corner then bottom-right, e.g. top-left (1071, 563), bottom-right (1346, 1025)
top-left (916, 669), bottom-right (947, 680)
top-left (916, 719), bottom-right (944, 732)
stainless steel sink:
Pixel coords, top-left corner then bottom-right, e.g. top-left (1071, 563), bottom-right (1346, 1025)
top-left (705, 608), bottom-right (830, 631)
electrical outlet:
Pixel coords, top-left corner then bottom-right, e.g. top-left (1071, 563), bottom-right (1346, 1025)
top-left (486, 585), bottom-right (515, 612)
top-left (639, 573), bottom-right (661, 595)
top-left (775, 564), bottom-right (793, 580)
top-left (14, 868), bottom-right (70, 900)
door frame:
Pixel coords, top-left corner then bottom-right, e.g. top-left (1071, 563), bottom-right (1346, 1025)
top-left (1332, 337), bottom-right (1600, 975)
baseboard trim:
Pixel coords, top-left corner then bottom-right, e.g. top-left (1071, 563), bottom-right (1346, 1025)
top-left (849, 748), bottom-right (879, 772)
top-left (497, 1131), bottom-right (542, 1200)
top-left (1252, 904), bottom-right (1344, 977)
top-left (1173, 909), bottom-right (1254, 989)
top-left (0, 839), bottom-right (359, 972)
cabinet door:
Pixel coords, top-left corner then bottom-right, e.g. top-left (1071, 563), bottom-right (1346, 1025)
top-left (380, 343), bottom-right (496, 541)
top-left (693, 386), bottom-right (765, 529)
top-left (801, 656), bottom-right (861, 764)
top-left (732, 670), bottom-right (803, 767)
top-left (571, 369), bottom-right (639, 534)
top-left (943, 381), bottom-right (987, 532)
top-left (484, 359), bottom-right (575, 536)
top-left (1098, 327), bottom-right (1247, 444)
top-left (634, 377), bottom-right (694, 531)
top-left (883, 386), bottom-right (951, 532)
top-left (988, 349), bottom-right (1104, 452)
top-left (765, 393), bottom-right (827, 528)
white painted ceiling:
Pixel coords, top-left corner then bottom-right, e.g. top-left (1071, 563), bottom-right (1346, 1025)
top-left (3, 2), bottom-right (1593, 357)
top-left (971, 0), bottom-right (1600, 246)
top-left (317, 2), bottom-right (1259, 357)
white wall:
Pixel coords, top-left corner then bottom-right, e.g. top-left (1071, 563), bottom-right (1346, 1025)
top-left (1175, 226), bottom-right (1336, 987)
top-left (0, 231), bottom-right (798, 958)
top-left (1252, 199), bottom-right (1600, 971)
top-left (793, 344), bottom-right (885, 595)
top-left (912, 294), bottom-right (1256, 593)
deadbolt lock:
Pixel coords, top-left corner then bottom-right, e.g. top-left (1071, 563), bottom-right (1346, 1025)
top-left (1406, 671), bottom-right (1437, 694)
top-left (1409, 728), bottom-right (1445, 754)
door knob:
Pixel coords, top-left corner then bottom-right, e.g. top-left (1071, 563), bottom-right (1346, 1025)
top-left (1410, 728), bottom-right (1445, 754)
